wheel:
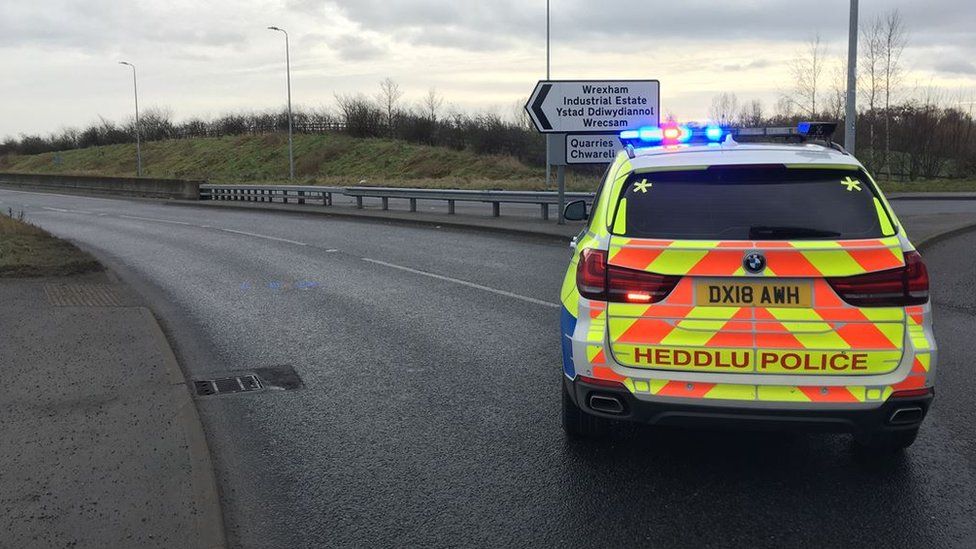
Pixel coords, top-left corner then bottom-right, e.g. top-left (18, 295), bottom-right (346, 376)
top-left (854, 428), bottom-right (919, 453)
top-left (562, 382), bottom-right (612, 438)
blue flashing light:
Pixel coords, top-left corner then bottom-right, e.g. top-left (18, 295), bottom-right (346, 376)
top-left (619, 123), bottom-right (731, 148)
top-left (798, 122), bottom-right (811, 134)
top-left (639, 127), bottom-right (663, 142)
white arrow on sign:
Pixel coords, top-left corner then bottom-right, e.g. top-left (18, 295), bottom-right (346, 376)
top-left (525, 80), bottom-right (660, 134)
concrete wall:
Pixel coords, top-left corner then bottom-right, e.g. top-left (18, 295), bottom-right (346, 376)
top-left (0, 172), bottom-right (202, 200)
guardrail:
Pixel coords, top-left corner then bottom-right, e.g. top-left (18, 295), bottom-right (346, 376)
top-left (0, 172), bottom-right (202, 200)
top-left (201, 184), bottom-right (594, 220)
top-left (203, 184), bottom-right (344, 206)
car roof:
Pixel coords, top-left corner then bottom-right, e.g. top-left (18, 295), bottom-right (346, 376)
top-left (626, 142), bottom-right (864, 171)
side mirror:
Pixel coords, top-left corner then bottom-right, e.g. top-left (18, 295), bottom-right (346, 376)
top-left (563, 200), bottom-right (588, 221)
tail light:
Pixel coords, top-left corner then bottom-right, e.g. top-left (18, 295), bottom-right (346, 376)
top-left (576, 248), bottom-right (680, 303)
top-left (827, 250), bottom-right (929, 307)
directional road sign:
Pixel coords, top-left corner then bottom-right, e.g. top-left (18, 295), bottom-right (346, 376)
top-left (526, 80), bottom-right (660, 134)
top-left (565, 134), bottom-right (623, 164)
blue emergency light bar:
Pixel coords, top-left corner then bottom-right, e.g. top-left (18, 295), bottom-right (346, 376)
top-left (620, 121), bottom-right (838, 149)
top-left (619, 124), bottom-right (727, 147)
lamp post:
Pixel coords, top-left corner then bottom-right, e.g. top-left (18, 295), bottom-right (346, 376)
top-left (267, 26), bottom-right (295, 180)
top-left (845, 0), bottom-right (858, 154)
top-left (545, 0), bottom-right (551, 191)
top-left (118, 61), bottom-right (142, 176)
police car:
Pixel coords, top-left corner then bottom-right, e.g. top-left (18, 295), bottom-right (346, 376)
top-left (559, 122), bottom-right (935, 451)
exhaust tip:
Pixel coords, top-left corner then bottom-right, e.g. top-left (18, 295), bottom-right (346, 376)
top-left (889, 407), bottom-right (924, 425)
top-left (588, 394), bottom-right (625, 415)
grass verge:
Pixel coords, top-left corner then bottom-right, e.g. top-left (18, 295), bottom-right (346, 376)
top-left (877, 179), bottom-right (976, 193)
top-left (0, 133), bottom-right (604, 191)
top-left (0, 211), bottom-right (102, 277)
top-left (3, 134), bottom-right (973, 193)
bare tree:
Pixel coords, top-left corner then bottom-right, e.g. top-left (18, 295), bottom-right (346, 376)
top-left (826, 58), bottom-right (848, 122)
top-left (787, 34), bottom-right (828, 117)
top-left (737, 99), bottom-right (764, 127)
top-left (421, 87), bottom-right (443, 122)
top-left (859, 14), bottom-right (886, 171)
top-left (881, 10), bottom-right (908, 180)
top-left (708, 92), bottom-right (740, 125)
top-left (512, 96), bottom-right (534, 130)
top-left (376, 77), bottom-right (403, 136)
top-left (774, 96), bottom-right (796, 120)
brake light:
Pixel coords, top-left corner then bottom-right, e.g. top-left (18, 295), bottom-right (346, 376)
top-left (827, 250), bottom-right (929, 307)
top-left (577, 248), bottom-right (609, 300)
top-left (576, 248), bottom-right (680, 303)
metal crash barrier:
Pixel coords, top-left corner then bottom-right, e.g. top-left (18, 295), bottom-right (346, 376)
top-left (201, 184), bottom-right (594, 220)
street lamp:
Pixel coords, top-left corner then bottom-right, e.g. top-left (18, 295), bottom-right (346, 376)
top-left (545, 0), bottom-right (551, 192)
top-left (267, 26), bottom-right (295, 180)
top-left (118, 61), bottom-right (142, 176)
top-left (845, 0), bottom-right (858, 154)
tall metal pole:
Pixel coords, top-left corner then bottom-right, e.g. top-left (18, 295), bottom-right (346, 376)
top-left (119, 61), bottom-right (142, 176)
top-left (269, 26), bottom-right (295, 180)
top-left (845, 0), bottom-right (858, 154)
top-left (545, 0), bottom-right (551, 193)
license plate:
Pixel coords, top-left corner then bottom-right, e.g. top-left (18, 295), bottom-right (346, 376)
top-left (695, 279), bottom-right (812, 308)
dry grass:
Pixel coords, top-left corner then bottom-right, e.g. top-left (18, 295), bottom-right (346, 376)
top-left (0, 212), bottom-right (102, 277)
top-left (0, 134), bottom-right (605, 192)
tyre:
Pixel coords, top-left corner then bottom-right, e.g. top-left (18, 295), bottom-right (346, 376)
top-left (562, 383), bottom-right (612, 438)
top-left (854, 427), bottom-right (919, 453)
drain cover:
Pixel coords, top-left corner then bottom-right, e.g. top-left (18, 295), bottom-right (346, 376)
top-left (194, 375), bottom-right (262, 396)
top-left (193, 365), bottom-right (302, 396)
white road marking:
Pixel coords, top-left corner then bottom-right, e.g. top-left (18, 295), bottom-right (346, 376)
top-left (0, 188), bottom-right (116, 202)
top-left (361, 257), bottom-right (559, 309)
top-left (41, 206), bottom-right (92, 214)
top-left (118, 214), bottom-right (193, 225)
top-left (217, 228), bottom-right (308, 246)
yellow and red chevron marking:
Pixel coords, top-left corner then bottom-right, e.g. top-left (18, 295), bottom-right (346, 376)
top-left (608, 237), bottom-right (904, 277)
top-left (617, 377), bottom-right (920, 404)
top-left (606, 271), bottom-right (905, 374)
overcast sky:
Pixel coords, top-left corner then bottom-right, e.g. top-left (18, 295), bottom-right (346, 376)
top-left (2, 0), bottom-right (975, 138)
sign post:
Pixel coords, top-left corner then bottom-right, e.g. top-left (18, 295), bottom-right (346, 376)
top-left (525, 80), bottom-right (659, 223)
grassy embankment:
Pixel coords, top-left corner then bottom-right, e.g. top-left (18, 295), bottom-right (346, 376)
top-left (0, 133), bottom-right (973, 192)
top-left (0, 212), bottom-right (101, 277)
top-left (0, 133), bottom-right (604, 191)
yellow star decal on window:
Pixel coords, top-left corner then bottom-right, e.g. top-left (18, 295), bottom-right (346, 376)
top-left (841, 177), bottom-right (862, 192)
top-left (633, 178), bottom-right (652, 193)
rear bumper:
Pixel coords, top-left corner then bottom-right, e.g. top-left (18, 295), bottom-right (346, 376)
top-left (565, 377), bottom-right (933, 434)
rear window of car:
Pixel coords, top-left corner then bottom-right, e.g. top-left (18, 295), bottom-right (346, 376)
top-left (611, 166), bottom-right (895, 240)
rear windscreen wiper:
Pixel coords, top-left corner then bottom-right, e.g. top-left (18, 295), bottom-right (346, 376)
top-left (748, 225), bottom-right (842, 240)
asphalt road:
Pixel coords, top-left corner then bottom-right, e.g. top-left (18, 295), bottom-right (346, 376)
top-left (2, 188), bottom-right (975, 548)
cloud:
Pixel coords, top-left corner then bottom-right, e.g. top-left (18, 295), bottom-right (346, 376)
top-left (331, 34), bottom-right (387, 61)
top-left (0, 0), bottom-right (249, 53)
top-left (934, 59), bottom-right (976, 75)
top-left (719, 59), bottom-right (774, 72)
